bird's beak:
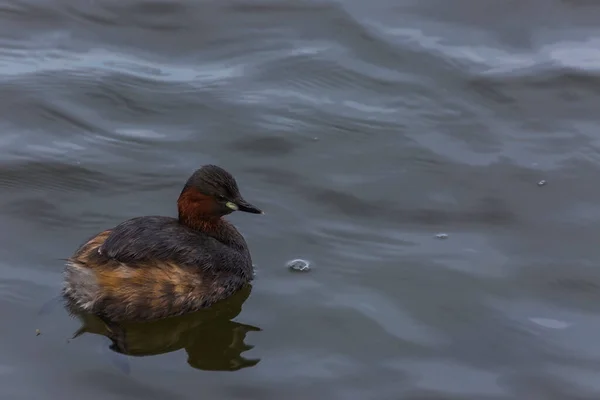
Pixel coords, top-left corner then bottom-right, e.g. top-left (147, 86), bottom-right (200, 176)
top-left (235, 198), bottom-right (263, 214)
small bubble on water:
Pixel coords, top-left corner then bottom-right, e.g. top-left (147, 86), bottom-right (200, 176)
top-left (286, 259), bottom-right (311, 272)
top-left (435, 233), bottom-right (449, 239)
top-left (537, 180), bottom-right (547, 187)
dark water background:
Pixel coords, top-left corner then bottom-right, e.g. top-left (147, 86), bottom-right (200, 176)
top-left (2, 0), bottom-right (600, 399)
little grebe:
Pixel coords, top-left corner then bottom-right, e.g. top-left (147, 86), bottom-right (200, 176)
top-left (63, 165), bottom-right (263, 322)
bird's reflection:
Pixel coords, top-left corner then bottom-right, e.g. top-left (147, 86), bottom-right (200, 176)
top-left (66, 284), bottom-right (261, 372)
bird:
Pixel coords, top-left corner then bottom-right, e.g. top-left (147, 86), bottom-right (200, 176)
top-left (63, 164), bottom-right (263, 322)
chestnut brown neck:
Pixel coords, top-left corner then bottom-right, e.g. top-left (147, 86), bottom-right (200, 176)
top-left (177, 187), bottom-right (246, 251)
top-left (177, 187), bottom-right (219, 228)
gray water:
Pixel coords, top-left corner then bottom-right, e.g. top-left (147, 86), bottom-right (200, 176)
top-left (2, 0), bottom-right (600, 399)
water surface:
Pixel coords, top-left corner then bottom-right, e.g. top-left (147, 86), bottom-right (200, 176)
top-left (2, 0), bottom-right (600, 399)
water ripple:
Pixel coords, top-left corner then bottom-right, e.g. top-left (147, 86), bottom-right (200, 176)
top-left (0, 0), bottom-right (600, 398)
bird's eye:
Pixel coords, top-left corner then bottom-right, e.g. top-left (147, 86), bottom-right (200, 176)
top-left (217, 194), bottom-right (226, 201)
